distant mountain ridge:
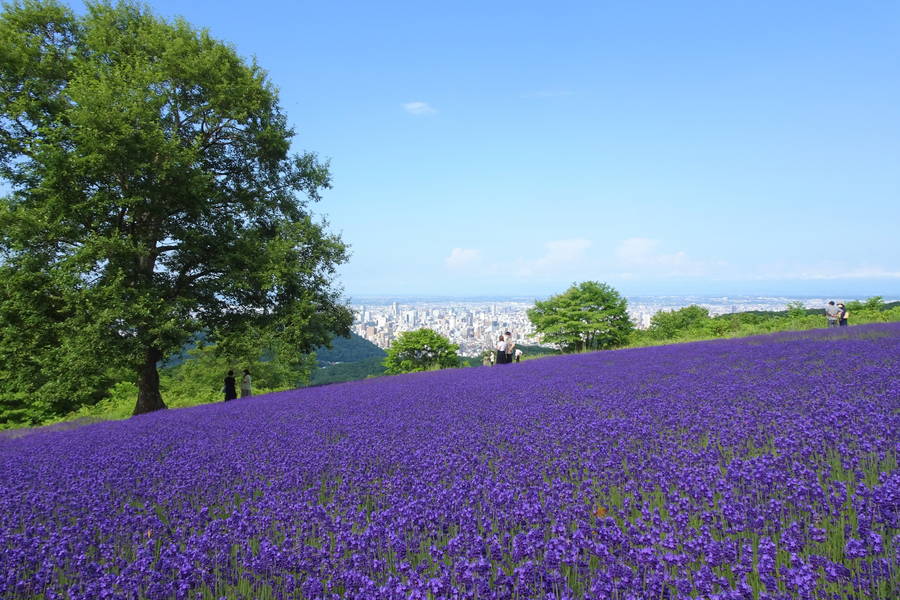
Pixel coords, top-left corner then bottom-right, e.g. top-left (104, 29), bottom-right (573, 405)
top-left (309, 333), bottom-right (388, 386)
top-left (314, 333), bottom-right (385, 365)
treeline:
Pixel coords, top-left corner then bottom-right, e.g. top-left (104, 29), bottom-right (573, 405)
top-left (310, 356), bottom-right (387, 386)
top-left (630, 297), bottom-right (900, 345)
top-left (53, 337), bottom-right (561, 422)
top-left (314, 333), bottom-right (385, 364)
top-left (60, 343), bottom-right (319, 423)
top-left (62, 333), bottom-right (385, 422)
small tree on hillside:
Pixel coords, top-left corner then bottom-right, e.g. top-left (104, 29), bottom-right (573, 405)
top-left (786, 301), bottom-right (807, 319)
top-left (784, 301), bottom-right (809, 329)
top-left (0, 1), bottom-right (351, 420)
top-left (844, 296), bottom-right (886, 324)
top-left (383, 329), bottom-right (461, 374)
top-left (527, 281), bottom-right (633, 352)
top-left (648, 305), bottom-right (711, 339)
top-left (864, 296), bottom-right (885, 311)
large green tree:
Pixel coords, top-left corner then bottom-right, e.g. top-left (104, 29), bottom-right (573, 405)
top-left (527, 281), bottom-right (633, 352)
top-left (0, 0), bottom-right (351, 421)
top-left (383, 329), bottom-right (461, 375)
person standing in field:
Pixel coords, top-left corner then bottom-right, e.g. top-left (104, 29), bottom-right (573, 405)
top-left (825, 301), bottom-right (840, 327)
top-left (838, 303), bottom-right (849, 327)
top-left (515, 348), bottom-right (523, 363)
top-left (223, 370), bottom-right (237, 402)
top-left (504, 330), bottom-right (515, 364)
top-left (496, 334), bottom-right (507, 364)
top-left (240, 369), bottom-right (252, 398)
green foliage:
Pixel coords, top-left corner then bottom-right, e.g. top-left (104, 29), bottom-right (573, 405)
top-left (516, 344), bottom-right (559, 355)
top-left (785, 300), bottom-right (807, 319)
top-left (59, 342), bottom-right (316, 424)
top-left (0, 0), bottom-right (351, 421)
top-left (382, 329), bottom-right (461, 375)
top-left (169, 341), bottom-right (316, 396)
top-left (527, 281), bottom-right (633, 352)
top-left (306, 334), bottom-right (387, 385)
top-left (311, 356), bottom-right (386, 385)
top-left (0, 261), bottom-right (127, 424)
top-left (629, 295), bottom-right (900, 348)
top-left (648, 305), bottom-right (711, 340)
top-left (845, 299), bottom-right (865, 313)
top-left (702, 317), bottom-right (732, 338)
top-left (863, 296), bottom-right (884, 311)
top-left (314, 333), bottom-right (385, 364)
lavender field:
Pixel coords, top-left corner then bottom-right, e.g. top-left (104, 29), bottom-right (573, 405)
top-left (2, 324), bottom-right (898, 600)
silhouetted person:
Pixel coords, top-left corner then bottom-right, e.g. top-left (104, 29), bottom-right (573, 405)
top-left (504, 330), bottom-right (515, 364)
top-left (240, 369), bottom-right (252, 398)
top-left (825, 301), bottom-right (840, 328)
top-left (223, 370), bottom-right (237, 401)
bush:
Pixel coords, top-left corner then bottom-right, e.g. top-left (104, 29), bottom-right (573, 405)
top-left (383, 329), bottom-right (461, 374)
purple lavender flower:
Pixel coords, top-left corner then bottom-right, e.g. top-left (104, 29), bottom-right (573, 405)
top-left (1, 323), bottom-right (898, 599)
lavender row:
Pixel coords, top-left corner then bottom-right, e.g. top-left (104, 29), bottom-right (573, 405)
top-left (2, 324), bottom-right (898, 599)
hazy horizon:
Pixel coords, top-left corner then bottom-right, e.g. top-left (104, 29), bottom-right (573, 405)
top-left (345, 288), bottom-right (898, 304)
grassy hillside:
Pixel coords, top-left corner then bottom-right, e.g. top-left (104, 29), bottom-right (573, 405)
top-left (628, 297), bottom-right (900, 347)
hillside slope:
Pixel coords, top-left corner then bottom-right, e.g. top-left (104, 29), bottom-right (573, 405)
top-left (2, 324), bottom-right (898, 599)
top-left (314, 332), bottom-right (385, 364)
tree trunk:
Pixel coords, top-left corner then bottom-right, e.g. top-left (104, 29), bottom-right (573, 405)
top-left (133, 347), bottom-right (167, 415)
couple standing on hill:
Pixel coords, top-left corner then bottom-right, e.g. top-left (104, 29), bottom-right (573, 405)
top-left (223, 369), bottom-right (252, 401)
top-left (495, 331), bottom-right (522, 365)
top-left (825, 301), bottom-right (849, 328)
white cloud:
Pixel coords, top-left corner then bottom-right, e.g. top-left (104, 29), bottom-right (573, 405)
top-left (811, 267), bottom-right (900, 279)
top-left (518, 238), bottom-right (592, 276)
top-left (402, 101), bottom-right (436, 116)
top-left (445, 248), bottom-right (481, 270)
top-left (758, 265), bottom-right (900, 280)
top-left (615, 237), bottom-right (689, 267)
top-left (444, 240), bottom-right (591, 279)
top-left (613, 237), bottom-right (722, 276)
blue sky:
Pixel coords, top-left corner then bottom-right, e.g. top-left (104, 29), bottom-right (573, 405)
top-left (68, 1), bottom-right (900, 297)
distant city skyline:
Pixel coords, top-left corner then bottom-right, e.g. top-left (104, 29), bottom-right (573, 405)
top-left (347, 293), bottom-right (886, 356)
top-left (49, 1), bottom-right (900, 297)
top-left (346, 292), bottom-right (896, 304)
